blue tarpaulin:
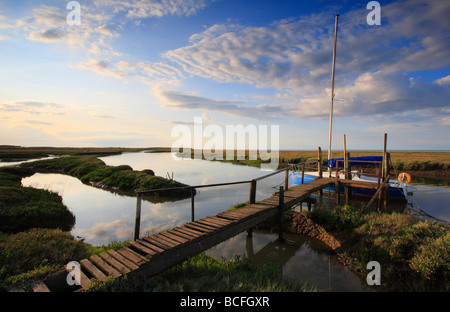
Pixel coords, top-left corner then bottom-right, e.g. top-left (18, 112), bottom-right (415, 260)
top-left (327, 156), bottom-right (383, 168)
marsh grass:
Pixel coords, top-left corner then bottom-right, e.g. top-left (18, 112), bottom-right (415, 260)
top-left (308, 208), bottom-right (450, 291)
top-left (86, 253), bottom-right (316, 292)
top-left (21, 156), bottom-right (191, 196)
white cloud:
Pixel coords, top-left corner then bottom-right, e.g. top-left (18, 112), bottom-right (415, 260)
top-left (434, 75), bottom-right (450, 86)
top-left (92, 0), bottom-right (211, 18)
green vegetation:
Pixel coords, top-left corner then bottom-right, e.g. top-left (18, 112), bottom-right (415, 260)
top-left (86, 253), bottom-right (315, 292)
top-left (0, 228), bottom-right (93, 291)
top-left (20, 156), bottom-right (191, 196)
top-left (307, 207), bottom-right (450, 291)
top-left (0, 166), bottom-right (75, 234)
top-left (0, 146), bottom-right (147, 162)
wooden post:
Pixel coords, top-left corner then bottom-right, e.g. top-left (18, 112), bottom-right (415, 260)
top-left (278, 186), bottom-right (284, 242)
top-left (334, 159), bottom-right (341, 205)
top-left (284, 168), bottom-right (289, 190)
top-left (345, 152), bottom-right (352, 204)
top-left (301, 163), bottom-right (305, 184)
top-left (134, 193), bottom-right (142, 241)
top-left (384, 152), bottom-right (390, 210)
top-left (318, 147), bottom-right (323, 178)
top-left (191, 188), bottom-right (195, 222)
top-left (249, 179), bottom-right (256, 204)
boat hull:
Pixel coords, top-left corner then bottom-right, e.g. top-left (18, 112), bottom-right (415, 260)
top-left (289, 172), bottom-right (407, 200)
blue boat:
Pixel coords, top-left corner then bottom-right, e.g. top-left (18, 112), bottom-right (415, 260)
top-left (289, 156), bottom-right (410, 201)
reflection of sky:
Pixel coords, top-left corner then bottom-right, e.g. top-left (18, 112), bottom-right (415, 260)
top-left (19, 152), bottom-right (449, 290)
top-left (206, 232), bottom-right (373, 292)
top-left (21, 152), bottom-right (286, 246)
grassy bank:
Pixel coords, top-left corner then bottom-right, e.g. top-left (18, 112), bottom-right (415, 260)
top-left (20, 155), bottom-right (191, 197)
top-left (306, 206), bottom-right (450, 291)
top-left (86, 253), bottom-right (315, 292)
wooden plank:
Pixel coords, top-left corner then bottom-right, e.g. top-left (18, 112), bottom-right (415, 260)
top-left (206, 216), bottom-right (235, 224)
top-left (99, 252), bottom-right (131, 275)
top-left (141, 236), bottom-right (170, 250)
top-left (170, 227), bottom-right (204, 239)
top-left (64, 264), bottom-right (92, 290)
top-left (117, 248), bottom-right (146, 266)
top-left (160, 231), bottom-right (189, 244)
top-left (216, 212), bottom-right (243, 220)
top-left (128, 241), bottom-right (157, 257)
top-left (80, 259), bottom-right (108, 282)
top-left (191, 220), bottom-right (220, 230)
top-left (107, 249), bottom-right (139, 271)
top-left (167, 228), bottom-right (197, 240)
top-left (90, 255), bottom-right (122, 278)
top-left (195, 219), bottom-right (223, 228)
top-left (153, 233), bottom-right (182, 248)
top-left (138, 238), bottom-right (166, 253)
top-left (134, 208), bottom-right (278, 278)
top-left (185, 222), bottom-right (215, 233)
top-left (30, 279), bottom-right (50, 292)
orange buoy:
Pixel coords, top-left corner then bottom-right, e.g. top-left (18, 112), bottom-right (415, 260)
top-left (398, 172), bottom-right (411, 184)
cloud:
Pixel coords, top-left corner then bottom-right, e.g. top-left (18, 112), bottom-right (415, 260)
top-left (160, 0), bottom-right (450, 122)
top-left (434, 75), bottom-right (450, 86)
top-left (92, 0), bottom-right (212, 18)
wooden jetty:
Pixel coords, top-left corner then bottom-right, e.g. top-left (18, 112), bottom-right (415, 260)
top-left (13, 142), bottom-right (394, 292)
top-left (16, 173), bottom-right (334, 292)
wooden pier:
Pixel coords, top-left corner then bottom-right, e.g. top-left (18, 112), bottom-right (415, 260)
top-left (15, 138), bottom-right (394, 292)
top-left (19, 174), bottom-right (334, 292)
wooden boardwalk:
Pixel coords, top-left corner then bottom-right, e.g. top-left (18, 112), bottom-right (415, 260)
top-left (21, 177), bottom-right (334, 292)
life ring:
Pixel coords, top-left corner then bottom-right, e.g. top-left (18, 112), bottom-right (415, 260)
top-left (398, 173), bottom-right (411, 184)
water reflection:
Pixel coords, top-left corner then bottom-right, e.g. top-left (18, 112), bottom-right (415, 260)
top-left (19, 152), bottom-right (449, 291)
top-left (205, 231), bottom-right (374, 292)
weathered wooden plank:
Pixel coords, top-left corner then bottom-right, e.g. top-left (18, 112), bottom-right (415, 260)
top-left (195, 219), bottom-right (223, 228)
top-left (191, 220), bottom-right (219, 230)
top-left (128, 241), bottom-right (157, 257)
top-left (90, 255), bottom-right (122, 278)
top-left (64, 263), bottom-right (92, 290)
top-left (134, 208), bottom-right (278, 278)
top-left (117, 247), bottom-right (146, 266)
top-left (206, 216), bottom-right (235, 225)
top-left (170, 227), bottom-right (204, 239)
top-left (107, 249), bottom-right (139, 270)
top-left (99, 252), bottom-right (131, 275)
top-left (139, 238), bottom-right (166, 253)
top-left (160, 231), bottom-right (189, 244)
top-left (143, 235), bottom-right (173, 249)
top-left (167, 228), bottom-right (197, 240)
top-left (153, 233), bottom-right (182, 248)
top-left (80, 259), bottom-right (108, 282)
top-left (30, 279), bottom-right (50, 292)
top-left (185, 222), bottom-right (215, 233)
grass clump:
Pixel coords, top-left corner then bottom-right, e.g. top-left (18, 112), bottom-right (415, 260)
top-left (21, 156), bottom-right (191, 196)
top-left (0, 228), bottom-right (93, 291)
top-left (308, 208), bottom-right (450, 291)
top-left (86, 253), bottom-right (316, 292)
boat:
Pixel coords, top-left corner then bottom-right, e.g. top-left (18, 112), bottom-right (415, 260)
top-left (289, 156), bottom-right (411, 200)
top-left (289, 15), bottom-right (413, 201)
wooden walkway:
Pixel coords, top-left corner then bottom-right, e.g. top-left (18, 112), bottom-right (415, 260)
top-left (20, 177), bottom-right (334, 292)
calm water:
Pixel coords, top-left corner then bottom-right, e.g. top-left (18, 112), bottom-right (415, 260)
top-left (20, 151), bottom-right (449, 291)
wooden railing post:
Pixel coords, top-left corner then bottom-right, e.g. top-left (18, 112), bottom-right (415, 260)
top-left (284, 168), bottom-right (289, 190)
top-left (134, 193), bottom-right (142, 241)
top-left (278, 186), bottom-right (284, 242)
top-left (318, 147), bottom-right (323, 178)
top-left (191, 188), bottom-right (195, 222)
top-left (249, 179), bottom-right (257, 204)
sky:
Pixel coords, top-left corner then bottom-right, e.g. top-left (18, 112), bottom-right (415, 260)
top-left (0, 0), bottom-right (449, 151)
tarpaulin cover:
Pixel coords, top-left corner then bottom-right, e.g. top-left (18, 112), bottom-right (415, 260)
top-left (327, 156), bottom-right (383, 168)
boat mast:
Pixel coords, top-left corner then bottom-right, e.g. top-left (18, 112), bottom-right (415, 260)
top-left (327, 14), bottom-right (339, 176)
